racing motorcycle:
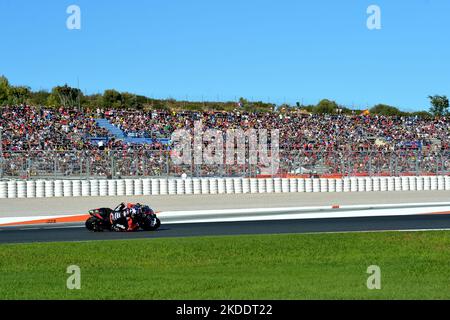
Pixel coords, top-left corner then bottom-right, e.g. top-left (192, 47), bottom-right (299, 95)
top-left (85, 203), bottom-right (161, 232)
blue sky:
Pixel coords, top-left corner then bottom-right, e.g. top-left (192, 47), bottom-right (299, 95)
top-left (0, 0), bottom-right (449, 111)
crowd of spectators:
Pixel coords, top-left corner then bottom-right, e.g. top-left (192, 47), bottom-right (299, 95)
top-left (0, 105), bottom-right (111, 152)
top-left (103, 108), bottom-right (449, 151)
top-left (1, 105), bottom-right (449, 177)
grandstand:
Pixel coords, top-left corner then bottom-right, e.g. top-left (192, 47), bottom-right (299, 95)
top-left (0, 105), bottom-right (449, 178)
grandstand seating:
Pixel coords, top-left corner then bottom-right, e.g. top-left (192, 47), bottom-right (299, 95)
top-left (95, 118), bottom-right (125, 139)
top-left (1, 105), bottom-right (449, 178)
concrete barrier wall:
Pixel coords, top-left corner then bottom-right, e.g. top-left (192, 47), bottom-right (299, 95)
top-left (0, 176), bottom-right (449, 199)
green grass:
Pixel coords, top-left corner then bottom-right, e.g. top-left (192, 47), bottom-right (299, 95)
top-left (0, 231), bottom-right (449, 299)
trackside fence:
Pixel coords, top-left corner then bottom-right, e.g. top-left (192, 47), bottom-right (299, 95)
top-left (0, 150), bottom-right (449, 179)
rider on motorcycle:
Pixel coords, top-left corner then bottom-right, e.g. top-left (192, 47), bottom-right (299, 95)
top-left (110, 202), bottom-right (141, 232)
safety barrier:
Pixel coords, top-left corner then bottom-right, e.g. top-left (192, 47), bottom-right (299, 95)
top-left (0, 176), bottom-right (449, 199)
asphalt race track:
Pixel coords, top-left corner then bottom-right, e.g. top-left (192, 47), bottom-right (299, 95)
top-left (0, 214), bottom-right (449, 244)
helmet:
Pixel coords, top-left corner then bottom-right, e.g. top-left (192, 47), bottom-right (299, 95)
top-left (129, 207), bottom-right (138, 219)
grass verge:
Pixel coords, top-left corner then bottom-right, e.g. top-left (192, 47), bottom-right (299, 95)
top-left (0, 231), bottom-right (449, 299)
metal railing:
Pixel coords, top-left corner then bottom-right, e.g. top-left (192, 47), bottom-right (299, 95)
top-left (278, 149), bottom-right (450, 177)
top-left (0, 149), bottom-right (449, 179)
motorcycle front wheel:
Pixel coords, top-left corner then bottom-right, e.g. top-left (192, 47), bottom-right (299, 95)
top-left (140, 216), bottom-right (161, 231)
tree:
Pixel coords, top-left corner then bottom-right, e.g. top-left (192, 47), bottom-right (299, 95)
top-left (49, 84), bottom-right (82, 108)
top-left (46, 93), bottom-right (59, 107)
top-left (121, 92), bottom-right (140, 109)
top-left (428, 95), bottom-right (449, 116)
top-left (103, 89), bottom-right (122, 108)
top-left (315, 99), bottom-right (339, 114)
top-left (278, 103), bottom-right (291, 112)
top-left (29, 90), bottom-right (51, 106)
top-left (410, 111), bottom-right (432, 119)
top-left (136, 95), bottom-right (150, 108)
top-left (250, 101), bottom-right (275, 112)
top-left (8, 86), bottom-right (31, 105)
top-left (370, 104), bottom-right (404, 116)
top-left (238, 97), bottom-right (249, 109)
top-left (81, 93), bottom-right (104, 110)
top-left (0, 75), bottom-right (10, 105)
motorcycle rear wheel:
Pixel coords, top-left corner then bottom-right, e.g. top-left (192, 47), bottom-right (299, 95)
top-left (85, 217), bottom-right (102, 232)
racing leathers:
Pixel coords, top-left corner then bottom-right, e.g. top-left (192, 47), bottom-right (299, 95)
top-left (110, 203), bottom-right (139, 232)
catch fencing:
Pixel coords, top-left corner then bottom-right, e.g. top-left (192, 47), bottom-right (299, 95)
top-left (0, 149), bottom-right (449, 179)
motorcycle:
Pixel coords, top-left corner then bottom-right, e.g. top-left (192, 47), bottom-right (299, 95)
top-left (85, 203), bottom-right (161, 232)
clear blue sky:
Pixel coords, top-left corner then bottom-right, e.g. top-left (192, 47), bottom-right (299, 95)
top-left (0, 0), bottom-right (449, 111)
